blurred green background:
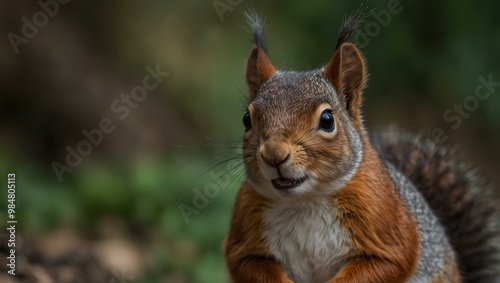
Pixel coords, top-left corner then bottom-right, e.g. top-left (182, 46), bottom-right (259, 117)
top-left (0, 0), bottom-right (499, 282)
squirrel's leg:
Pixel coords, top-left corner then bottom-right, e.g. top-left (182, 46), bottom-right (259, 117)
top-left (228, 256), bottom-right (293, 283)
top-left (327, 257), bottom-right (412, 283)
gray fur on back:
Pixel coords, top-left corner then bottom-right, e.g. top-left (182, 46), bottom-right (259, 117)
top-left (384, 162), bottom-right (456, 282)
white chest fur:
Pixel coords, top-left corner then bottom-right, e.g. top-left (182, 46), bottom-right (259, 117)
top-left (263, 198), bottom-right (351, 283)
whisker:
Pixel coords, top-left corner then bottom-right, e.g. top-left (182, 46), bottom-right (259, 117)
top-left (176, 155), bottom-right (243, 204)
top-left (204, 162), bottom-right (247, 215)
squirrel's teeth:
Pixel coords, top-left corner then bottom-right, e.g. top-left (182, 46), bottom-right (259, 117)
top-left (271, 176), bottom-right (307, 190)
top-left (276, 178), bottom-right (292, 186)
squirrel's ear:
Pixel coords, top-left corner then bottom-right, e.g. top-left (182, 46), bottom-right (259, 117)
top-left (324, 43), bottom-right (366, 127)
top-left (246, 46), bottom-right (276, 99)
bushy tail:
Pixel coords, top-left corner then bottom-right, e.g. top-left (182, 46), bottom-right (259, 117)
top-left (370, 131), bottom-right (499, 283)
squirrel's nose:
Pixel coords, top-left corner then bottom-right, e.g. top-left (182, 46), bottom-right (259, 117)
top-left (261, 152), bottom-right (290, 167)
top-left (260, 145), bottom-right (290, 167)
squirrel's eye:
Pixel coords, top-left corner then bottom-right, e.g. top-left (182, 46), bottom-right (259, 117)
top-left (243, 112), bottom-right (252, 131)
top-left (319, 110), bottom-right (335, 132)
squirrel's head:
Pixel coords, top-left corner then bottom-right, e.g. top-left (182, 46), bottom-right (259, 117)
top-left (242, 12), bottom-right (367, 199)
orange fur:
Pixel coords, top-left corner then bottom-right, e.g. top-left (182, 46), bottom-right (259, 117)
top-left (327, 139), bottom-right (419, 282)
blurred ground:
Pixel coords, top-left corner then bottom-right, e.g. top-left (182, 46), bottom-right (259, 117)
top-left (0, 0), bottom-right (499, 282)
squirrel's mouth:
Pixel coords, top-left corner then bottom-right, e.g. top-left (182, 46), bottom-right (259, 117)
top-left (271, 176), bottom-right (308, 190)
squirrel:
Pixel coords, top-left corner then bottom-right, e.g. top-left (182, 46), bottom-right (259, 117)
top-left (223, 10), bottom-right (499, 283)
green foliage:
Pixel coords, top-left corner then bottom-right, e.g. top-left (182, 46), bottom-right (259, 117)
top-left (0, 150), bottom-right (239, 282)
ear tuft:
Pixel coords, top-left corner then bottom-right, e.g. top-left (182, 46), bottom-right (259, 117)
top-left (335, 8), bottom-right (366, 50)
top-left (244, 10), bottom-right (268, 54)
